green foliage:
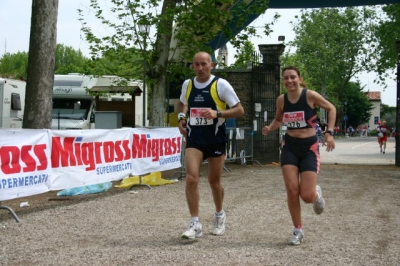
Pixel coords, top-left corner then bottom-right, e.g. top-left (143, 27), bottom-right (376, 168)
top-left (85, 48), bottom-right (143, 78)
top-left (342, 82), bottom-right (373, 128)
top-left (230, 40), bottom-right (255, 69)
top-left (0, 44), bottom-right (91, 79)
top-left (371, 4), bottom-right (400, 85)
top-left (55, 44), bottom-right (90, 74)
top-left (380, 103), bottom-right (396, 117)
top-left (380, 103), bottom-right (396, 128)
top-left (78, 0), bottom-right (271, 125)
top-left (290, 7), bottom-right (377, 106)
top-left (0, 51), bottom-right (29, 80)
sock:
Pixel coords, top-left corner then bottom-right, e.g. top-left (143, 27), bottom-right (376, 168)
top-left (314, 190), bottom-right (321, 202)
top-left (191, 217), bottom-right (199, 223)
top-left (294, 225), bottom-right (303, 233)
top-left (215, 210), bottom-right (224, 217)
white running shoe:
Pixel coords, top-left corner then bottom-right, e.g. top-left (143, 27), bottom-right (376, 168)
top-left (181, 221), bottom-right (203, 239)
top-left (287, 229), bottom-right (304, 245)
top-left (313, 185), bottom-right (325, 215)
top-left (213, 211), bottom-right (226, 236)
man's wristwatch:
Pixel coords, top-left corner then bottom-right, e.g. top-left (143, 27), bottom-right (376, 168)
top-left (217, 110), bottom-right (222, 118)
top-left (177, 112), bottom-right (186, 122)
top-left (326, 130), bottom-right (334, 136)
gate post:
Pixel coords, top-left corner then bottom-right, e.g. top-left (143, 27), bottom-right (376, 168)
top-left (396, 40), bottom-right (400, 166)
top-left (251, 44), bottom-right (285, 164)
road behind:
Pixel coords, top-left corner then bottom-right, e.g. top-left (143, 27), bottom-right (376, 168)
top-left (320, 135), bottom-right (396, 165)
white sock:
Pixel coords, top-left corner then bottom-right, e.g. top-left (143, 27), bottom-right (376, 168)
top-left (215, 210), bottom-right (224, 217)
top-left (191, 217), bottom-right (199, 223)
top-left (317, 190), bottom-right (321, 200)
top-left (294, 228), bottom-right (303, 234)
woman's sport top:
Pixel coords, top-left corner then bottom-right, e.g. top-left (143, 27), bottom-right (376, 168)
top-left (283, 88), bottom-right (317, 130)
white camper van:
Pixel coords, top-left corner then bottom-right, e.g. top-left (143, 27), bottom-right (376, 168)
top-left (52, 74), bottom-right (140, 130)
top-left (52, 74), bottom-right (97, 130)
top-left (0, 78), bottom-right (26, 128)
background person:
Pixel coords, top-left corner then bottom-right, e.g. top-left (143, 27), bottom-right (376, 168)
top-left (262, 65), bottom-right (336, 246)
top-left (377, 120), bottom-right (389, 154)
top-left (320, 119), bottom-right (328, 134)
top-left (177, 51), bottom-right (244, 239)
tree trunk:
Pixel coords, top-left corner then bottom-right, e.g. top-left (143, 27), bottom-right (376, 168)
top-left (23, 0), bottom-right (58, 129)
top-left (148, 0), bottom-right (177, 127)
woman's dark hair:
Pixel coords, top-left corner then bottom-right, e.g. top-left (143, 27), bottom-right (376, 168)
top-left (281, 65), bottom-right (308, 88)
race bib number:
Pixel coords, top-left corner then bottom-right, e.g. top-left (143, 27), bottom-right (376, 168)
top-left (283, 111), bottom-right (307, 128)
top-left (189, 108), bottom-right (213, 126)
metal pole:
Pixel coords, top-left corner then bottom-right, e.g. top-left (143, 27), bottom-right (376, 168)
top-left (139, 24), bottom-right (150, 127)
top-left (142, 74), bottom-right (146, 127)
top-left (395, 40), bottom-right (400, 166)
top-left (344, 102), bottom-right (347, 136)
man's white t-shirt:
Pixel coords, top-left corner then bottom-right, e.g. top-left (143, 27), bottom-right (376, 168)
top-left (180, 75), bottom-right (240, 108)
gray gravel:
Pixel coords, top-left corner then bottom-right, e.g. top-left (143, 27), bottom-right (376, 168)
top-left (0, 163), bottom-right (399, 265)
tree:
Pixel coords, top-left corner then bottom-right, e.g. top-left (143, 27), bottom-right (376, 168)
top-left (371, 4), bottom-right (400, 85)
top-left (55, 44), bottom-right (90, 75)
top-left (381, 103), bottom-right (396, 128)
top-left (0, 44), bottom-right (89, 80)
top-left (79, 0), bottom-right (270, 126)
top-left (23, 0), bottom-right (59, 129)
top-left (230, 40), bottom-right (255, 69)
top-left (290, 7), bottom-right (377, 105)
top-left (342, 82), bottom-right (373, 129)
top-left (0, 52), bottom-right (29, 80)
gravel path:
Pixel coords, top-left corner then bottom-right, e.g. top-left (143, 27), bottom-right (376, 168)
top-left (0, 163), bottom-right (399, 265)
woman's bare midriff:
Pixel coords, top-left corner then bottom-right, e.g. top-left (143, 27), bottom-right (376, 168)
top-left (286, 128), bottom-right (316, 138)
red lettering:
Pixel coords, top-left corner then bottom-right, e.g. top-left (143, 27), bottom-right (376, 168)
top-left (81, 143), bottom-right (95, 171)
top-left (114, 141), bottom-right (123, 161)
top-left (103, 141), bottom-right (114, 163)
top-left (34, 144), bottom-right (48, 171)
top-left (94, 142), bottom-right (103, 164)
top-left (0, 146), bottom-right (21, 174)
top-left (133, 134), bottom-right (147, 158)
top-left (122, 140), bottom-right (131, 160)
top-left (165, 139), bottom-right (172, 155)
top-left (151, 139), bottom-right (159, 162)
top-left (51, 137), bottom-right (77, 168)
top-left (21, 146), bottom-right (36, 172)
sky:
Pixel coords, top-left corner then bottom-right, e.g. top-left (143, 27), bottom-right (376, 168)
top-left (0, 0), bottom-right (397, 106)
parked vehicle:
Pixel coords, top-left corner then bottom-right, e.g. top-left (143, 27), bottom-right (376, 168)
top-left (52, 74), bottom-right (140, 130)
top-left (0, 78), bottom-right (26, 128)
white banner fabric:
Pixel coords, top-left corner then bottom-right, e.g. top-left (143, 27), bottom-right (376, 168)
top-left (130, 127), bottom-right (182, 175)
top-left (0, 127), bottom-right (182, 201)
top-left (49, 129), bottom-right (133, 190)
top-left (0, 129), bottom-right (51, 201)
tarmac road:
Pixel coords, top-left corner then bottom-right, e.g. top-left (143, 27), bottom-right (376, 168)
top-left (320, 135), bottom-right (396, 165)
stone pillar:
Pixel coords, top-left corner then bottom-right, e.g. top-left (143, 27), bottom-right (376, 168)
top-left (258, 44), bottom-right (286, 66)
top-left (251, 44), bottom-right (285, 164)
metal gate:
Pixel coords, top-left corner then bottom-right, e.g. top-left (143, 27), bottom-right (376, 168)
top-left (250, 50), bottom-right (282, 164)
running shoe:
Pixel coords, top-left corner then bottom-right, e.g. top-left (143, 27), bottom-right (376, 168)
top-left (181, 221), bottom-right (203, 239)
top-left (212, 211), bottom-right (226, 236)
top-left (287, 229), bottom-right (304, 245)
top-left (313, 185), bottom-right (325, 215)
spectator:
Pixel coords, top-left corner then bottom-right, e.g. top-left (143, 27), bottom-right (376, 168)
top-left (377, 120), bottom-right (389, 154)
top-left (320, 119), bottom-right (328, 134)
top-left (362, 124), bottom-right (367, 137)
top-left (225, 117), bottom-right (237, 158)
top-left (347, 126), bottom-right (354, 137)
top-left (334, 126), bottom-right (340, 137)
